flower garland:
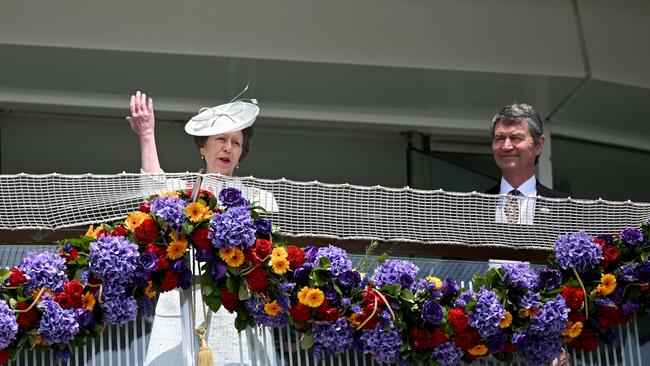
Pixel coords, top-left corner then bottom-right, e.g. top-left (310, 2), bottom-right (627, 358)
top-left (0, 187), bottom-right (649, 366)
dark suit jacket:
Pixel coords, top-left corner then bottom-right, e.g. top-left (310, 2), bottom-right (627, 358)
top-left (485, 180), bottom-right (569, 198)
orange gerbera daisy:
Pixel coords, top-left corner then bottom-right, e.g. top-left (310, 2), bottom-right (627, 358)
top-left (270, 257), bottom-right (290, 275)
top-left (563, 321), bottom-right (583, 338)
top-left (81, 292), bottom-right (96, 311)
top-left (271, 247), bottom-right (288, 259)
top-left (124, 211), bottom-right (149, 231)
top-left (297, 286), bottom-right (310, 303)
top-left (144, 281), bottom-right (157, 299)
top-left (264, 301), bottom-right (283, 317)
top-left (426, 276), bottom-right (442, 289)
top-left (84, 225), bottom-right (104, 239)
top-left (167, 233), bottom-right (189, 260)
top-left (500, 311), bottom-right (513, 328)
top-left (185, 201), bottom-right (211, 223)
top-left (468, 345), bottom-right (488, 356)
top-left (219, 247), bottom-right (245, 267)
top-left (302, 288), bottom-right (325, 308)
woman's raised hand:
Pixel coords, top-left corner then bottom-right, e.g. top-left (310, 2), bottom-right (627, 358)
top-left (126, 91), bottom-right (155, 139)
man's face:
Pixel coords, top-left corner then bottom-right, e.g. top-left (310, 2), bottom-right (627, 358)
top-left (492, 120), bottom-right (544, 176)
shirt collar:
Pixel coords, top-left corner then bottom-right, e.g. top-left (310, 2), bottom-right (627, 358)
top-left (499, 175), bottom-right (537, 197)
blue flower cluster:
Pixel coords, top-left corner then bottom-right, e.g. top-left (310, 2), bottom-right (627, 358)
top-left (313, 245), bottom-right (353, 277)
top-left (501, 263), bottom-right (539, 290)
top-left (208, 206), bottom-right (256, 250)
top-left (537, 268), bottom-right (562, 291)
top-left (150, 196), bottom-right (188, 230)
top-left (0, 299), bottom-right (18, 348)
top-left (513, 330), bottom-right (564, 366)
top-left (101, 290), bottom-right (138, 325)
top-left (244, 294), bottom-right (290, 328)
top-left (529, 295), bottom-right (569, 335)
top-left (89, 236), bottom-right (140, 287)
top-left (554, 231), bottom-right (603, 273)
top-left (219, 188), bottom-right (249, 208)
top-left (38, 296), bottom-right (79, 345)
top-left (519, 292), bottom-right (542, 310)
top-left (359, 325), bottom-right (403, 364)
top-left (620, 227), bottom-right (644, 245)
top-left (312, 317), bottom-right (354, 359)
top-left (468, 288), bottom-right (506, 338)
top-left (371, 259), bottom-right (420, 291)
top-left (432, 341), bottom-right (463, 366)
top-left (18, 250), bottom-right (67, 293)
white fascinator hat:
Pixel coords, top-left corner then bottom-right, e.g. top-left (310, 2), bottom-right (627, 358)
top-left (185, 84), bottom-right (259, 137)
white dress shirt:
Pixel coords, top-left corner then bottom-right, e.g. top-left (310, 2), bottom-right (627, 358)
top-left (495, 175), bottom-right (537, 225)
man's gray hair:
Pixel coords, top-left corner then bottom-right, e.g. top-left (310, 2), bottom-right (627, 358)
top-left (490, 103), bottom-right (544, 145)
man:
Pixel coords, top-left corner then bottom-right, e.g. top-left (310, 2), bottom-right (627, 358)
top-left (485, 103), bottom-right (568, 224)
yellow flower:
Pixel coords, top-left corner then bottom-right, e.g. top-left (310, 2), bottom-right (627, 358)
top-left (35, 335), bottom-right (44, 346)
top-left (598, 273), bottom-right (617, 296)
top-left (84, 225), bottom-right (104, 239)
top-left (81, 292), bottom-right (96, 311)
top-left (426, 276), bottom-right (443, 289)
top-left (500, 311), bottom-right (513, 328)
top-left (271, 247), bottom-right (288, 259)
top-left (348, 314), bottom-right (363, 328)
top-left (264, 301), bottom-right (283, 317)
top-left (468, 344), bottom-right (488, 356)
top-left (125, 211), bottom-right (149, 231)
top-left (641, 283), bottom-right (650, 291)
top-left (270, 257), bottom-right (290, 275)
top-left (185, 201), bottom-right (211, 223)
top-left (302, 288), bottom-right (325, 308)
top-left (519, 306), bottom-right (539, 318)
top-left (219, 247), bottom-right (245, 268)
top-left (144, 281), bottom-right (157, 299)
top-left (563, 321), bottom-right (583, 338)
top-left (298, 286), bottom-right (310, 303)
top-left (167, 234), bottom-right (189, 260)
top-left (160, 191), bottom-right (180, 198)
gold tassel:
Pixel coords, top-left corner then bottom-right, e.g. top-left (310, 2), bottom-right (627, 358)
top-left (196, 327), bottom-right (214, 366)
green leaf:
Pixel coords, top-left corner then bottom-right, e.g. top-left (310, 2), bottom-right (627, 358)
top-left (181, 221), bottom-right (194, 236)
top-left (204, 294), bottom-right (222, 312)
top-left (377, 252), bottom-right (389, 264)
top-left (238, 282), bottom-right (251, 301)
top-left (381, 284), bottom-right (401, 297)
top-left (400, 288), bottom-right (415, 303)
top-left (234, 313), bottom-right (251, 332)
top-left (299, 334), bottom-right (314, 349)
top-left (226, 276), bottom-right (238, 292)
top-left (201, 282), bottom-right (214, 297)
top-left (0, 268), bottom-right (9, 284)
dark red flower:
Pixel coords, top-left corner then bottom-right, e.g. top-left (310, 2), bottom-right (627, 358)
top-left (316, 307), bottom-right (340, 322)
top-left (454, 328), bottom-right (478, 349)
top-left (64, 280), bottom-right (84, 299)
top-left (156, 257), bottom-right (170, 271)
top-left (96, 229), bottom-right (109, 238)
top-left (286, 246), bottom-right (305, 270)
top-left (111, 225), bottom-right (129, 237)
top-left (146, 243), bottom-right (166, 258)
top-left (290, 302), bottom-right (311, 323)
top-left (134, 218), bottom-right (159, 245)
top-left (139, 202), bottom-right (150, 213)
top-left (603, 246), bottom-right (620, 262)
top-left (160, 271), bottom-right (179, 292)
top-left (245, 266), bottom-right (268, 292)
top-left (561, 286), bottom-right (585, 310)
top-left (8, 267), bottom-right (27, 286)
top-left (254, 239), bottom-right (273, 259)
top-left (448, 308), bottom-right (469, 332)
top-left (571, 328), bottom-right (599, 352)
top-left (220, 288), bottom-right (238, 312)
top-left (569, 310), bottom-right (586, 323)
top-left (191, 226), bottom-right (211, 250)
top-left (502, 341), bottom-right (515, 353)
top-left (245, 247), bottom-right (264, 266)
top-left (0, 349), bottom-right (9, 365)
top-left (15, 301), bottom-right (39, 330)
top-left (362, 287), bottom-right (385, 306)
top-left (54, 292), bottom-right (74, 309)
top-left (430, 328), bottom-right (449, 347)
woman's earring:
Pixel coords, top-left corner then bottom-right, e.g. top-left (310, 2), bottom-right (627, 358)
top-left (236, 165), bottom-right (239, 169)
top-left (201, 155), bottom-right (205, 160)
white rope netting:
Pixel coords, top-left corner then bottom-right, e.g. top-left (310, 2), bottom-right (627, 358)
top-left (1, 173), bottom-right (649, 251)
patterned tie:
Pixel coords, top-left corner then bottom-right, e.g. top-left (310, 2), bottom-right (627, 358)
top-left (505, 189), bottom-right (521, 224)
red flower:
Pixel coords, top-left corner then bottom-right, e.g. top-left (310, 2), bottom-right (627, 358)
top-left (362, 287), bottom-right (385, 306)
top-left (146, 244), bottom-right (166, 258)
top-left (134, 218), bottom-right (159, 245)
top-left (431, 328), bottom-right (449, 347)
top-left (603, 246), bottom-right (620, 262)
top-left (316, 307), bottom-right (340, 322)
top-left (64, 280), bottom-right (84, 299)
top-left (0, 349), bottom-right (9, 365)
top-left (561, 286), bottom-right (585, 310)
top-left (448, 308), bottom-right (469, 332)
top-left (571, 328), bottom-right (599, 352)
top-left (290, 302), bottom-right (312, 323)
top-left (220, 288), bottom-right (238, 312)
top-left (409, 328), bottom-right (431, 353)
top-left (360, 302), bottom-right (379, 330)
top-left (15, 301), bottom-right (38, 330)
top-left (254, 239), bottom-right (273, 259)
top-left (599, 305), bottom-right (625, 325)
top-left (139, 202), bottom-right (150, 213)
top-left (286, 246), bottom-right (305, 270)
top-left (454, 328), bottom-right (478, 349)
top-left (569, 311), bottom-right (586, 323)
top-left (156, 257), bottom-right (170, 271)
top-left (245, 267), bottom-right (268, 292)
top-left (160, 271), bottom-right (179, 292)
top-left (502, 341), bottom-right (515, 353)
top-left (191, 226), bottom-right (212, 250)
top-left (594, 238), bottom-right (606, 248)
top-left (245, 247), bottom-right (264, 266)
top-left (54, 292), bottom-right (74, 309)
top-left (8, 267), bottom-right (27, 286)
top-left (97, 229), bottom-right (109, 238)
top-left (111, 226), bottom-right (129, 237)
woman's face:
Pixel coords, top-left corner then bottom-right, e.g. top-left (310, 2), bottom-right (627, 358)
top-left (200, 131), bottom-right (244, 176)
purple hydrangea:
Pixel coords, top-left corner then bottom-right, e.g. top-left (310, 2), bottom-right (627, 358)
top-left (0, 299), bottom-right (18, 348)
top-left (18, 250), bottom-right (67, 293)
top-left (254, 218), bottom-right (272, 236)
top-left (554, 231), bottom-right (603, 273)
top-left (303, 246), bottom-right (318, 262)
top-left (312, 245), bottom-right (352, 277)
top-left (421, 299), bottom-right (443, 324)
top-left (595, 297), bottom-right (615, 307)
top-left (54, 349), bottom-right (72, 364)
top-left (89, 235), bottom-right (140, 287)
top-left (537, 268), bottom-right (562, 291)
top-left (38, 296), bottom-right (80, 344)
top-left (486, 333), bottom-right (507, 353)
top-left (432, 341), bottom-right (463, 366)
top-left (455, 290), bottom-right (475, 308)
top-left (150, 196), bottom-right (188, 230)
top-left (208, 206), bottom-right (256, 250)
top-left (620, 263), bottom-right (639, 282)
top-left (440, 278), bottom-right (460, 299)
top-left (218, 188), bottom-right (249, 208)
top-left (620, 227), bottom-right (644, 246)
top-left (468, 288), bottom-right (506, 338)
top-left (244, 295), bottom-right (289, 328)
top-left (371, 259), bottom-right (420, 291)
top-left (621, 299), bottom-right (640, 318)
top-left (138, 297), bottom-right (155, 316)
top-left (75, 308), bottom-right (95, 330)
top-left (529, 295), bottom-right (569, 336)
top-left (312, 317), bottom-right (354, 359)
top-left (101, 290), bottom-right (138, 325)
top-left (513, 330), bottom-right (564, 366)
top-left (519, 292), bottom-right (542, 310)
top-left (502, 263), bottom-right (539, 290)
top-left (359, 325), bottom-right (403, 364)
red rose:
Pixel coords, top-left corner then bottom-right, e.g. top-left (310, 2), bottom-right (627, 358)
top-left (448, 308), bottom-right (469, 332)
top-left (96, 229), bottom-right (109, 238)
top-left (146, 244), bottom-right (166, 258)
top-left (360, 303), bottom-right (379, 330)
top-left (245, 247), bottom-right (264, 266)
top-left (191, 226), bottom-right (212, 250)
top-left (220, 288), bottom-right (239, 312)
top-left (599, 305), bottom-right (625, 324)
top-left (8, 267), bottom-right (27, 286)
top-left (362, 287), bottom-right (385, 306)
top-left (156, 257), bottom-right (170, 271)
top-left (561, 286), bottom-right (584, 310)
top-left (454, 328), bottom-right (478, 349)
top-left (286, 246), bottom-right (305, 270)
top-left (409, 328), bottom-right (429, 353)
top-left (598, 315), bottom-right (616, 329)
top-left (54, 292), bottom-right (74, 309)
top-left (64, 280), bottom-right (84, 299)
top-left (571, 328), bottom-right (599, 352)
top-left (430, 328), bottom-right (449, 347)
top-left (316, 307), bottom-right (340, 322)
top-left (0, 349), bottom-right (9, 365)
top-left (290, 303), bottom-right (312, 323)
top-left (15, 301), bottom-right (38, 330)
top-left (134, 218), bottom-right (159, 245)
top-left (603, 246), bottom-right (620, 262)
top-left (160, 271), bottom-right (180, 292)
top-left (502, 341), bottom-right (515, 353)
top-left (245, 266), bottom-right (268, 292)
top-left (139, 202), bottom-right (150, 213)
top-left (594, 238), bottom-right (606, 248)
top-left (254, 239), bottom-right (273, 259)
top-left (569, 311), bottom-right (586, 323)
top-left (111, 226), bottom-right (129, 237)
